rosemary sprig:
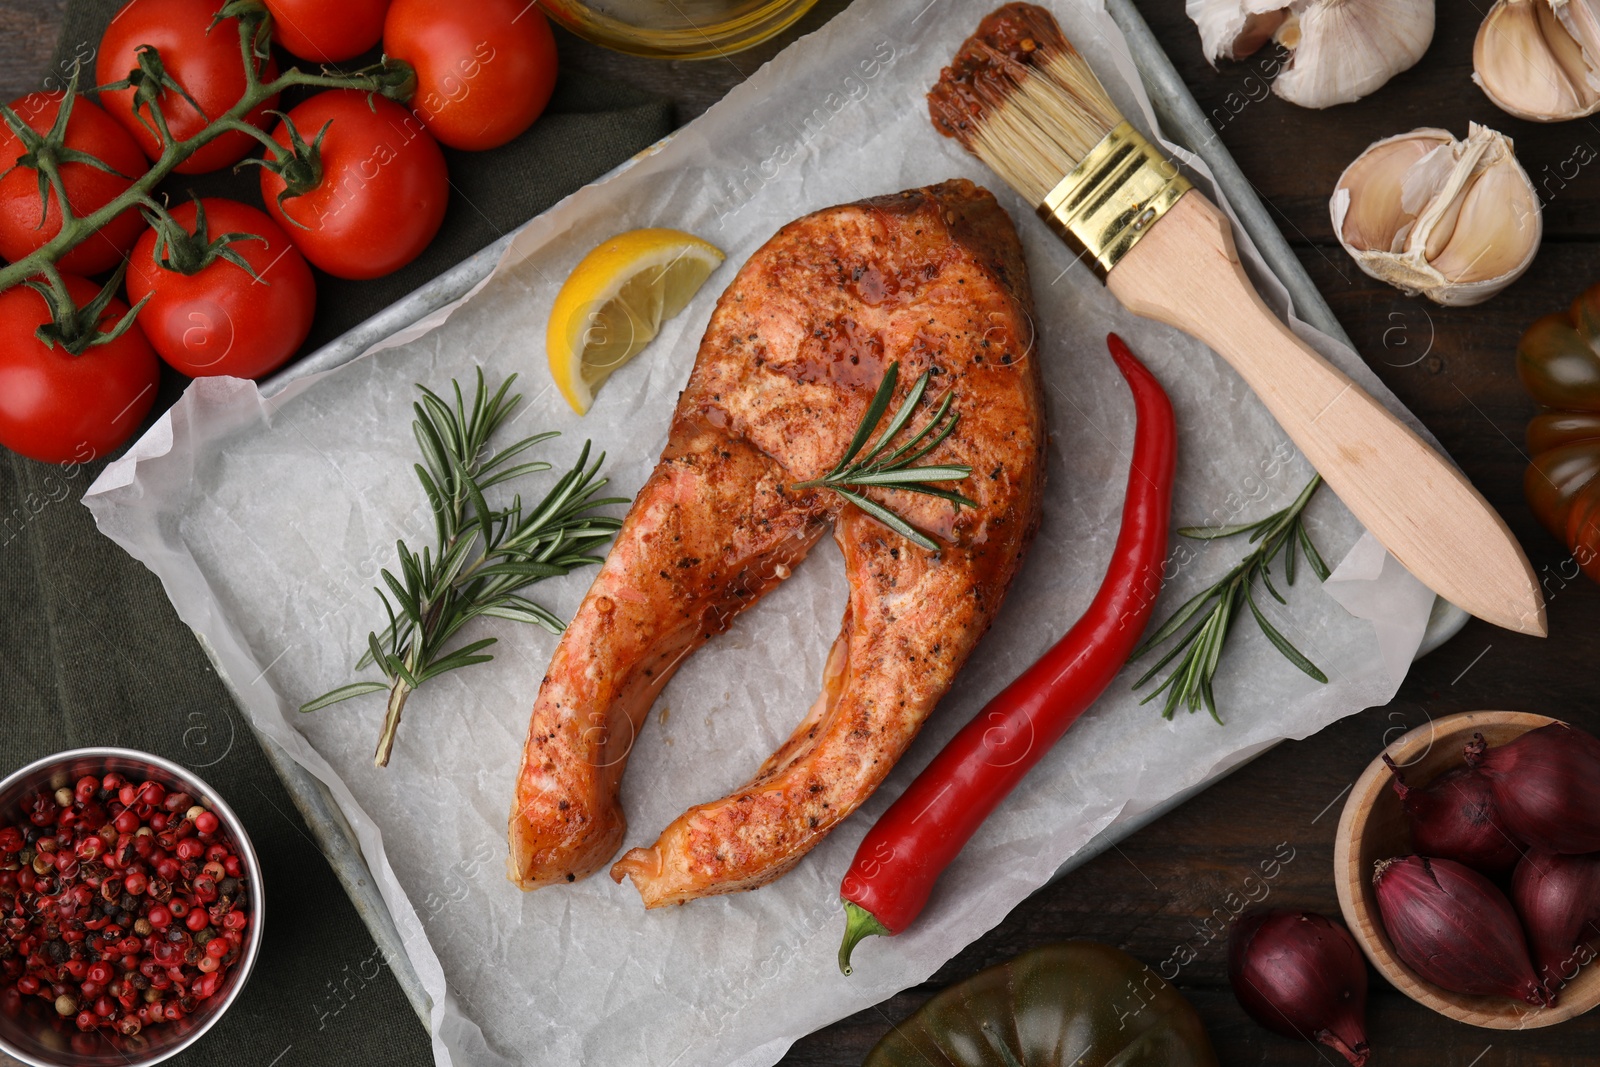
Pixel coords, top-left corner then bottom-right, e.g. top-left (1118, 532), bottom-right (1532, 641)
top-left (792, 362), bottom-right (975, 550)
top-left (301, 370), bottom-right (626, 767)
top-left (1129, 475), bottom-right (1331, 723)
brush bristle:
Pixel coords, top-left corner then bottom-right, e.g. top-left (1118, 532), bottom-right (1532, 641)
top-left (929, 3), bottom-right (1122, 205)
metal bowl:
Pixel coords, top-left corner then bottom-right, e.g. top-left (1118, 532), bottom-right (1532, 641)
top-left (0, 748), bottom-right (264, 1066)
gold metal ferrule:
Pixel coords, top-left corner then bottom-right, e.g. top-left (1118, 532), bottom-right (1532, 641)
top-left (1037, 121), bottom-right (1192, 278)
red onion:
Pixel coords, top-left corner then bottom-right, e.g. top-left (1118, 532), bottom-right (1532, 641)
top-left (1512, 848), bottom-right (1600, 992)
top-left (1384, 755), bottom-right (1523, 876)
top-left (1228, 910), bottom-right (1370, 1066)
top-left (1373, 855), bottom-right (1552, 1006)
top-left (1466, 724), bottom-right (1600, 854)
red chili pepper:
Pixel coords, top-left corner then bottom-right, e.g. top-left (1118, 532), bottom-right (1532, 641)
top-left (837, 332), bottom-right (1177, 973)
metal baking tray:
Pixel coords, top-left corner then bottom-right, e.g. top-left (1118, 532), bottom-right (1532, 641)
top-left (236, 0), bottom-right (1469, 1028)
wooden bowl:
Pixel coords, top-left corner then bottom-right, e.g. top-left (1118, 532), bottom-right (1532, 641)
top-left (1334, 709), bottom-right (1600, 1029)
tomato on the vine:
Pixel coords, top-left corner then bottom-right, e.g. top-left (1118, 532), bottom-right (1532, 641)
top-left (258, 90), bottom-right (448, 279)
top-left (383, 0), bottom-right (558, 151)
top-left (0, 275), bottom-right (159, 465)
top-left (96, 0), bottom-right (280, 175)
top-left (265, 0), bottom-right (391, 63)
top-left (126, 198), bottom-right (316, 379)
top-left (0, 92), bottom-right (148, 276)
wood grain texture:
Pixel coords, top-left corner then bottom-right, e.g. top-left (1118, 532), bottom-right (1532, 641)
top-left (0, 0), bottom-right (63, 102)
top-left (3, 0), bottom-right (1599, 1064)
top-left (1109, 190), bottom-right (1544, 635)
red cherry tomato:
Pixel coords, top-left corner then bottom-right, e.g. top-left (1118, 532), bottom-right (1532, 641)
top-left (383, 0), bottom-right (557, 151)
top-left (264, 0), bottom-right (391, 62)
top-left (126, 198), bottom-right (316, 379)
top-left (96, 0), bottom-right (280, 174)
top-left (258, 90), bottom-right (448, 279)
top-left (0, 276), bottom-right (159, 464)
top-left (0, 92), bottom-right (148, 276)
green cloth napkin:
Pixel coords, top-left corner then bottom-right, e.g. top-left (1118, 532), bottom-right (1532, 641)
top-left (0, 6), bottom-right (674, 1064)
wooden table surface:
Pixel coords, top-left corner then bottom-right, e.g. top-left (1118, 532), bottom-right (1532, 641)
top-left (7, 1), bottom-right (1599, 1065)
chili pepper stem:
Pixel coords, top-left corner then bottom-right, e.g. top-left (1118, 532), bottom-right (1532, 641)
top-left (838, 901), bottom-right (891, 976)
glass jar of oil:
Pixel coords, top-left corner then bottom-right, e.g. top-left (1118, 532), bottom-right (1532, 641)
top-left (541, 0), bottom-right (820, 58)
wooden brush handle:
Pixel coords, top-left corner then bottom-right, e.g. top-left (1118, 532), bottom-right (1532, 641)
top-left (1106, 191), bottom-right (1545, 637)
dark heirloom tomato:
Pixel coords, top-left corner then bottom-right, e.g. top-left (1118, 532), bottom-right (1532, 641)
top-left (1517, 282), bottom-right (1600, 579)
top-left (862, 943), bottom-right (1219, 1067)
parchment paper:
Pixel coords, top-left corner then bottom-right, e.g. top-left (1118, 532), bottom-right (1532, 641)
top-left (83, 1), bottom-right (1436, 1064)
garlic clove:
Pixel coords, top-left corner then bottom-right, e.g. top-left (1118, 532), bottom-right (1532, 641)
top-left (1405, 134), bottom-right (1493, 263)
top-left (1474, 0), bottom-right (1600, 121)
top-left (1333, 132), bottom-right (1445, 253)
top-left (1271, 0), bottom-right (1435, 108)
top-left (1431, 160), bottom-right (1541, 285)
top-left (1554, 0), bottom-right (1600, 86)
top-left (1417, 169), bottom-right (1470, 262)
top-left (1186, 0), bottom-right (1291, 64)
top-left (1331, 124), bottom-right (1541, 306)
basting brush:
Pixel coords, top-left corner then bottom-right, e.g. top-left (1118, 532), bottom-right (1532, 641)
top-left (929, 2), bottom-right (1543, 637)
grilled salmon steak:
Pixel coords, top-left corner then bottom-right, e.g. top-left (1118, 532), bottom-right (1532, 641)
top-left (508, 179), bottom-right (1046, 905)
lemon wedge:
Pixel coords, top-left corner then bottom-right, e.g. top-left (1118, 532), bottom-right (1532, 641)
top-left (547, 228), bottom-right (725, 414)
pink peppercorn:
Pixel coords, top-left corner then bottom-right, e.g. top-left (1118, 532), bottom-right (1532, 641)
top-left (1, 772), bottom-right (249, 1038)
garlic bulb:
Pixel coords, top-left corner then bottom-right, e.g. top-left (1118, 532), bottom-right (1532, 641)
top-left (1186, 0), bottom-right (1289, 62)
top-left (1474, 0), bottom-right (1600, 121)
top-left (1330, 125), bottom-right (1541, 307)
top-left (1274, 0), bottom-right (1435, 107)
top-left (1186, 0), bottom-right (1434, 108)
